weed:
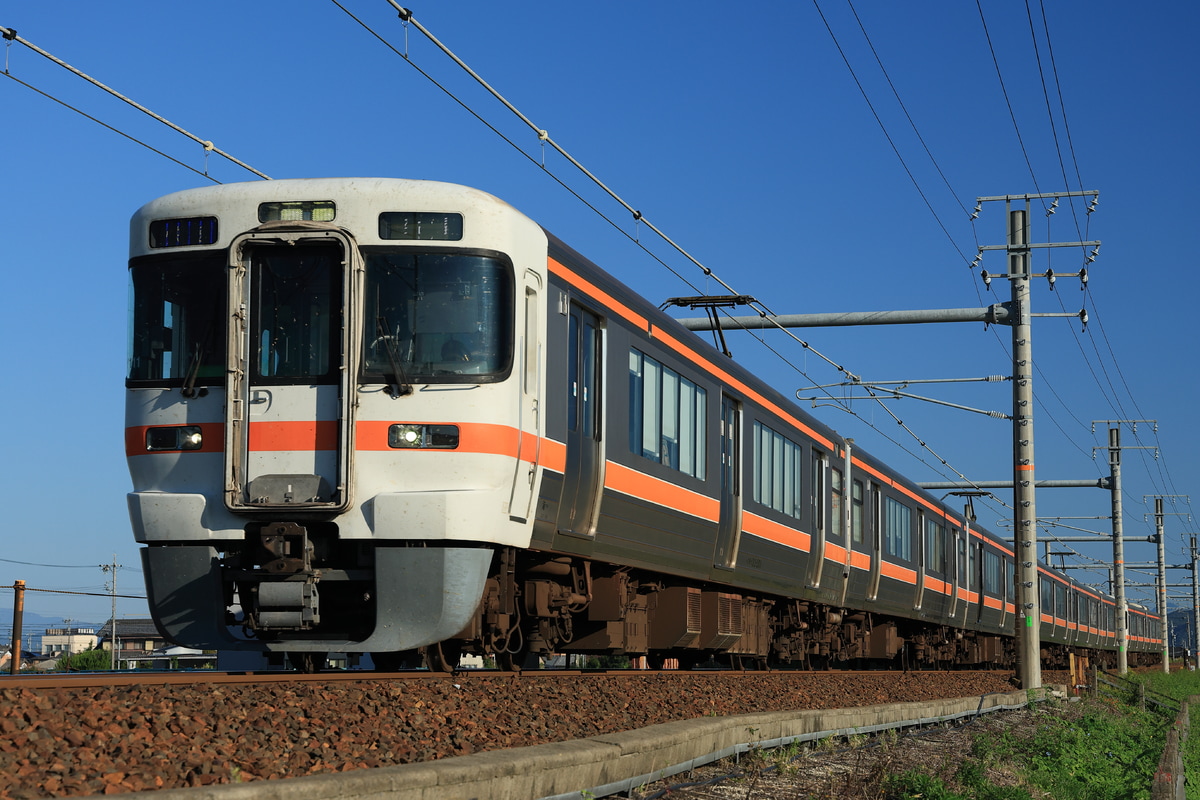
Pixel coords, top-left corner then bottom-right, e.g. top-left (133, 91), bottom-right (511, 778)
top-left (883, 770), bottom-right (963, 799)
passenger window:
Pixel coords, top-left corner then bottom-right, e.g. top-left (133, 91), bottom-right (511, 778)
top-left (831, 468), bottom-right (844, 538)
top-left (925, 519), bottom-right (946, 573)
top-left (752, 421), bottom-right (803, 519)
top-left (851, 480), bottom-right (865, 544)
top-left (628, 349), bottom-right (706, 479)
top-left (884, 497), bottom-right (912, 561)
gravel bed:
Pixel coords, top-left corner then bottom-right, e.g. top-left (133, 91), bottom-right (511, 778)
top-left (0, 669), bottom-right (1027, 798)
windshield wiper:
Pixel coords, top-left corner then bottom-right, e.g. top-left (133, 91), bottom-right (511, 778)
top-left (181, 342), bottom-right (205, 398)
top-left (376, 317), bottom-right (413, 398)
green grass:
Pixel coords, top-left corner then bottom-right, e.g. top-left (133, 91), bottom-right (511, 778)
top-left (878, 671), bottom-right (1200, 800)
top-left (1127, 667), bottom-right (1200, 799)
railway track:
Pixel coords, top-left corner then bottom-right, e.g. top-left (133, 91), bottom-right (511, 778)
top-left (0, 665), bottom-right (1018, 690)
top-left (0, 668), bottom-right (1035, 797)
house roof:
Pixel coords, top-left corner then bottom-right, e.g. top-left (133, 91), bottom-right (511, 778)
top-left (98, 619), bottom-right (162, 638)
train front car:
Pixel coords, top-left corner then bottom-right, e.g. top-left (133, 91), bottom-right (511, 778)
top-left (125, 178), bottom-right (545, 668)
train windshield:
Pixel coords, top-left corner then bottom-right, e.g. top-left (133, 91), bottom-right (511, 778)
top-left (127, 254), bottom-right (227, 386)
top-left (248, 243), bottom-right (342, 384)
top-left (361, 250), bottom-right (512, 384)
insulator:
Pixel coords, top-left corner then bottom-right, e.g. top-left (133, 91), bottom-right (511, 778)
top-left (1046, 268), bottom-right (1056, 290)
top-left (970, 202), bottom-right (982, 221)
top-left (1079, 266), bottom-right (1088, 289)
top-left (981, 269), bottom-right (992, 288)
top-left (984, 375), bottom-right (1007, 381)
top-left (1046, 199), bottom-right (1058, 216)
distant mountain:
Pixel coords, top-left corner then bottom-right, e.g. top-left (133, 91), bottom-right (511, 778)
top-left (0, 610), bottom-right (103, 633)
top-left (1169, 608), bottom-right (1195, 654)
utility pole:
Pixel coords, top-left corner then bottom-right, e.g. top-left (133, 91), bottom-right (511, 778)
top-left (680, 189), bottom-right (1098, 690)
top-left (1192, 535), bottom-right (1199, 671)
top-left (100, 556), bottom-right (121, 671)
top-left (1006, 201), bottom-right (1041, 690)
top-left (975, 191), bottom-right (1100, 689)
top-left (9, 580), bottom-right (24, 675)
top-left (1145, 495), bottom-right (1191, 673)
top-left (1091, 421), bottom-right (1156, 674)
top-left (1155, 498), bottom-right (1168, 672)
top-left (1108, 427), bottom-right (1129, 674)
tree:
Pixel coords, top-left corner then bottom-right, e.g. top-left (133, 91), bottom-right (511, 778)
top-left (55, 647), bottom-right (113, 672)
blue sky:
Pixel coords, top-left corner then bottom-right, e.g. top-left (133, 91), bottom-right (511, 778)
top-left (1, 2), bottom-right (1196, 633)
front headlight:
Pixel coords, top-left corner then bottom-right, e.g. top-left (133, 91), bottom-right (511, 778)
top-left (387, 424), bottom-right (459, 449)
top-left (145, 425), bottom-right (204, 451)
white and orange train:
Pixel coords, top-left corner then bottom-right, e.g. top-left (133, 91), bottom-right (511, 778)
top-left (124, 178), bottom-right (1160, 671)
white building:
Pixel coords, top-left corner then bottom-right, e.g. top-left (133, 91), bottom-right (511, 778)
top-left (40, 627), bottom-right (98, 658)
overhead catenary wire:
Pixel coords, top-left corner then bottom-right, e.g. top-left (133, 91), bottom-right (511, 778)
top-left (0, 25), bottom-right (269, 181)
top-left (813, 0), bottom-right (973, 264)
top-left (0, 8), bottom-right (1009, 518)
top-left (337, 1), bottom-right (1016, 515)
top-left (975, 1), bottom-right (1044, 201)
top-left (806, 3), bottom-right (1165, 534)
top-left (3, 10), bottom-right (1181, 588)
top-left (0, 69), bottom-right (220, 184)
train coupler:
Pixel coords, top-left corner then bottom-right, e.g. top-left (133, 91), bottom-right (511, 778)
top-left (254, 579), bottom-right (321, 629)
top-left (246, 522), bottom-right (321, 630)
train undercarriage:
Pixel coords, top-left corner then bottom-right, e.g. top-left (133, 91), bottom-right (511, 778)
top-left (366, 547), bottom-right (1127, 675)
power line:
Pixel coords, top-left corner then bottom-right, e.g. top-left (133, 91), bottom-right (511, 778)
top-left (336, 1), bottom-right (1018, 511)
top-left (812, 0), bottom-right (971, 264)
top-left (0, 556), bottom-right (137, 571)
top-left (974, 0), bottom-right (1044, 199)
top-left (0, 70), bottom-right (219, 183)
top-left (0, 25), bottom-right (268, 180)
top-left (843, 0), bottom-right (975, 225)
top-left (0, 584), bottom-right (145, 600)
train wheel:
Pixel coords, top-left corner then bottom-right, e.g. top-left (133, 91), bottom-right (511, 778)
top-left (497, 649), bottom-right (539, 671)
top-left (288, 652), bottom-right (326, 673)
top-left (425, 641), bottom-right (461, 672)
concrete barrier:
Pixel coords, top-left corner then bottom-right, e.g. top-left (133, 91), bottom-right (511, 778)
top-left (144, 687), bottom-right (1054, 800)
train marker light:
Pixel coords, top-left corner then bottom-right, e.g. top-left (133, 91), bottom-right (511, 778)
top-left (388, 424), bottom-right (459, 449)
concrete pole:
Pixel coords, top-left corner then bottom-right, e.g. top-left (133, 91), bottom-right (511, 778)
top-left (1009, 203), bottom-right (1041, 690)
top-left (1155, 498), bottom-right (1169, 672)
top-left (1191, 536), bottom-right (1199, 670)
top-left (1109, 427), bottom-right (1129, 674)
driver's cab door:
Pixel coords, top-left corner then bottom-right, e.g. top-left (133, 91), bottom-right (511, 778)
top-left (225, 226), bottom-right (358, 513)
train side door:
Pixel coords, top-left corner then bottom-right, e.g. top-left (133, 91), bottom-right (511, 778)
top-left (713, 395), bottom-right (742, 569)
top-left (843, 475), bottom-right (871, 607)
top-left (806, 449), bottom-right (828, 589)
top-left (948, 526), bottom-right (964, 620)
top-left (974, 538), bottom-right (988, 625)
top-left (866, 482), bottom-right (883, 601)
top-left (508, 277), bottom-right (542, 522)
top-left (556, 305), bottom-right (604, 536)
top-left (913, 511), bottom-right (927, 612)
